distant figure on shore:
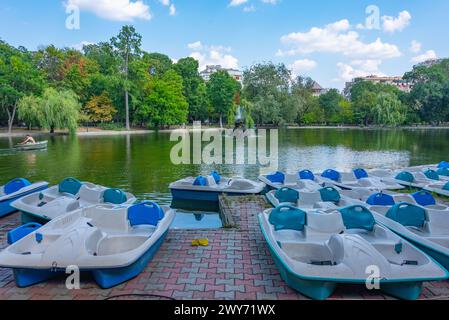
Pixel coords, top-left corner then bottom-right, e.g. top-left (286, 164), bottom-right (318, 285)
top-left (19, 135), bottom-right (36, 145)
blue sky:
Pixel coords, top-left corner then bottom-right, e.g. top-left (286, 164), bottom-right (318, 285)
top-left (0, 0), bottom-right (448, 89)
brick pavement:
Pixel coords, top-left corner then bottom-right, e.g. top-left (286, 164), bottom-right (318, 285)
top-left (0, 196), bottom-right (448, 300)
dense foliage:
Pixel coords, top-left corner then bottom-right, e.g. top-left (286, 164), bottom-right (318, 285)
top-left (1, 26), bottom-right (448, 133)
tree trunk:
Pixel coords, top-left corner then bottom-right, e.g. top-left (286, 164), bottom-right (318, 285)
top-left (50, 127), bottom-right (55, 134)
top-left (125, 52), bottom-right (130, 131)
top-left (6, 103), bottom-right (17, 135)
top-left (125, 90), bottom-right (130, 131)
top-left (219, 115), bottom-right (223, 128)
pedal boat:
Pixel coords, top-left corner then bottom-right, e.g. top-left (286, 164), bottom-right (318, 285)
top-left (169, 171), bottom-right (265, 202)
top-left (258, 170), bottom-right (328, 191)
top-left (0, 202), bottom-right (174, 288)
top-left (0, 178), bottom-right (49, 217)
top-left (316, 169), bottom-right (404, 191)
top-left (259, 205), bottom-right (448, 300)
top-left (11, 177), bottom-right (136, 224)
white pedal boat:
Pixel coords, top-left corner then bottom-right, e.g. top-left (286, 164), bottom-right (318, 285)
top-left (170, 171), bottom-right (265, 202)
top-left (259, 204), bottom-right (448, 300)
top-left (0, 178), bottom-right (49, 217)
top-left (316, 168), bottom-right (404, 191)
top-left (344, 190), bottom-right (449, 215)
top-left (376, 170), bottom-right (437, 189)
top-left (11, 177), bottom-right (136, 224)
top-left (258, 170), bottom-right (331, 191)
top-left (266, 186), bottom-right (363, 211)
top-left (369, 202), bottom-right (449, 272)
top-left (0, 201), bottom-right (174, 288)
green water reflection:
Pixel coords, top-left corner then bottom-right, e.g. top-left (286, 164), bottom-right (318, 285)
top-left (0, 128), bottom-right (447, 205)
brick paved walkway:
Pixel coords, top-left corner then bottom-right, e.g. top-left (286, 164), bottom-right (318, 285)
top-left (0, 196), bottom-right (448, 300)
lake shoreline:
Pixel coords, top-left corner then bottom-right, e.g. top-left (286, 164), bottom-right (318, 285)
top-left (2, 124), bottom-right (449, 138)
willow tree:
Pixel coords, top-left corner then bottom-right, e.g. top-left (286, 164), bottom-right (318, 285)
top-left (18, 88), bottom-right (80, 134)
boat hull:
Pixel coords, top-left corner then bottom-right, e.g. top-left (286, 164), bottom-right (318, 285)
top-left (170, 189), bottom-right (249, 202)
top-left (258, 214), bottom-right (435, 300)
top-left (0, 185), bottom-right (49, 218)
top-left (12, 230), bottom-right (169, 289)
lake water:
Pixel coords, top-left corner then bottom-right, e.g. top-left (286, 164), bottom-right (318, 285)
top-left (1, 128), bottom-right (448, 207)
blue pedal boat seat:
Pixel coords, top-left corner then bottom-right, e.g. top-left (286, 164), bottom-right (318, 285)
top-left (275, 188), bottom-right (299, 203)
top-left (211, 171), bottom-right (221, 184)
top-left (353, 168), bottom-right (369, 180)
top-left (58, 177), bottom-right (83, 195)
top-left (267, 172), bottom-right (285, 184)
top-left (7, 222), bottom-right (42, 244)
top-left (437, 167), bottom-right (449, 177)
top-left (395, 172), bottom-right (414, 183)
top-left (319, 186), bottom-right (341, 203)
top-left (386, 203), bottom-right (426, 229)
top-left (366, 193), bottom-right (395, 206)
top-left (321, 169), bottom-right (341, 182)
top-left (424, 170), bottom-right (440, 181)
top-left (269, 205), bottom-right (306, 232)
top-left (4, 178), bottom-right (31, 195)
top-left (339, 205), bottom-right (376, 232)
top-left (299, 170), bottom-right (315, 181)
top-left (103, 189), bottom-right (128, 205)
top-left (412, 191), bottom-right (436, 206)
top-left (193, 176), bottom-right (207, 186)
top-left (438, 161), bottom-right (449, 169)
top-left (128, 202), bottom-right (165, 227)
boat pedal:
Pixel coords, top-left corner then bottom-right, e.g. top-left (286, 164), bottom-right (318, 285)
top-left (310, 260), bottom-right (334, 266)
top-left (21, 252), bottom-right (31, 255)
top-left (402, 260), bottom-right (418, 266)
top-left (87, 222), bottom-right (94, 227)
top-left (37, 202), bottom-right (47, 207)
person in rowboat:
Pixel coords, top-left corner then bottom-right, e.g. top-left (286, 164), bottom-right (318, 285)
top-left (19, 135), bottom-right (36, 145)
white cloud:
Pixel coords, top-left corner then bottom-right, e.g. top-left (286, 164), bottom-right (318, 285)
top-left (382, 10), bottom-right (411, 33)
top-left (261, 0), bottom-right (279, 4)
top-left (169, 4), bottom-right (176, 16)
top-left (289, 59), bottom-right (317, 77)
top-left (229, 0), bottom-right (248, 6)
top-left (336, 59), bottom-right (384, 82)
top-left (411, 50), bottom-right (437, 63)
top-left (243, 5), bottom-right (256, 12)
top-left (187, 41), bottom-right (203, 50)
top-left (66, 0), bottom-right (151, 21)
top-left (72, 41), bottom-right (95, 51)
top-left (278, 19), bottom-right (401, 60)
top-left (159, 0), bottom-right (170, 5)
top-left (410, 40), bottom-right (422, 53)
top-left (187, 42), bottom-right (239, 70)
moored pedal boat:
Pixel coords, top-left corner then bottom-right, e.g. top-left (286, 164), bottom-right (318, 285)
top-left (258, 170), bottom-right (329, 191)
top-left (11, 177), bottom-right (136, 223)
top-left (170, 171), bottom-right (265, 202)
top-left (0, 179), bottom-right (49, 217)
top-left (266, 186), bottom-right (363, 210)
top-left (259, 205), bottom-right (448, 300)
top-left (317, 168), bottom-right (404, 191)
top-left (370, 202), bottom-right (449, 271)
top-left (0, 202), bottom-right (174, 288)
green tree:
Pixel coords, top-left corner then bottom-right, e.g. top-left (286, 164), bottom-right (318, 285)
top-left (173, 57), bottom-right (209, 121)
top-left (373, 92), bottom-right (406, 126)
top-left (111, 25), bottom-right (142, 130)
top-left (0, 41), bottom-right (44, 133)
top-left (319, 89), bottom-right (343, 124)
top-left (405, 59), bottom-right (449, 124)
top-left (83, 91), bottom-right (117, 123)
top-left (207, 70), bottom-right (240, 127)
top-left (136, 69), bottom-right (188, 127)
top-left (18, 88), bottom-right (80, 134)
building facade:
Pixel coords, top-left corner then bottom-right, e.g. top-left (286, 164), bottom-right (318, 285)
top-left (343, 75), bottom-right (411, 98)
top-left (200, 65), bottom-right (243, 84)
